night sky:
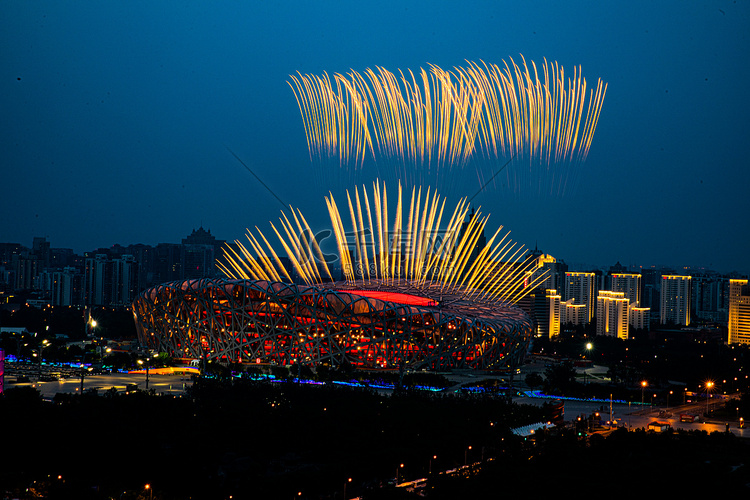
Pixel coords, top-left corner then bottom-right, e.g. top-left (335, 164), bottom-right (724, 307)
top-left (2, 1), bottom-right (748, 274)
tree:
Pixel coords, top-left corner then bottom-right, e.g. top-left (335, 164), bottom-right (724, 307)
top-left (0, 386), bottom-right (42, 407)
top-left (525, 372), bottom-right (543, 390)
top-left (315, 362), bottom-right (331, 381)
top-left (270, 364), bottom-right (290, 380)
top-left (543, 362), bottom-right (578, 396)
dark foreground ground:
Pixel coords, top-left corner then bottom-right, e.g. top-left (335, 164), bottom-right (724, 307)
top-left (2, 378), bottom-right (749, 499)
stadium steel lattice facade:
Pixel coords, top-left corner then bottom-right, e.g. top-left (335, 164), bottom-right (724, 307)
top-left (132, 278), bottom-right (533, 371)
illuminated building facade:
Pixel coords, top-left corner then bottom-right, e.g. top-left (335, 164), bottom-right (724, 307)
top-left (525, 250), bottom-right (567, 292)
top-left (660, 275), bottom-right (691, 326)
top-left (546, 289), bottom-right (561, 339)
top-left (629, 307), bottom-right (651, 330)
top-left (133, 278), bottom-right (534, 371)
top-left (728, 279), bottom-right (750, 345)
top-left (596, 291), bottom-right (629, 339)
top-left (610, 273), bottom-right (641, 307)
top-left (563, 299), bottom-right (587, 325)
top-left (565, 272), bottom-right (595, 324)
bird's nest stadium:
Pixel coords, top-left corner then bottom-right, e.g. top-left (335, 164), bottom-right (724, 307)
top-left (132, 181), bottom-right (545, 371)
top-left (132, 278), bottom-right (533, 371)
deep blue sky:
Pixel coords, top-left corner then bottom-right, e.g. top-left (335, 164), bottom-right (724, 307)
top-left (2, 1), bottom-right (748, 274)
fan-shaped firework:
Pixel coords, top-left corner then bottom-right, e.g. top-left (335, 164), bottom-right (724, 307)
top-left (289, 56), bottom-right (607, 194)
top-left (219, 180), bottom-right (546, 305)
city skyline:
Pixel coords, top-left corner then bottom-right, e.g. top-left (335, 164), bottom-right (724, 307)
top-left (2, 1), bottom-right (748, 274)
top-left (1, 228), bottom-right (745, 278)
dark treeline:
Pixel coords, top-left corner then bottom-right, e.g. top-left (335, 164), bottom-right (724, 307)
top-left (0, 378), bottom-right (546, 499)
top-left (0, 305), bottom-right (137, 342)
top-left (533, 331), bottom-right (750, 397)
top-left (3, 378), bottom-right (750, 499)
top-left (418, 427), bottom-right (750, 497)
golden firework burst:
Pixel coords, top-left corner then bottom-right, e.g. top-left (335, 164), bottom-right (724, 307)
top-left (288, 56), bottom-right (607, 170)
top-left (219, 180), bottom-right (547, 304)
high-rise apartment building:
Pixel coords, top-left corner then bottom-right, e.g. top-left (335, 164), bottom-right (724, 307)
top-left (12, 254), bottom-right (38, 291)
top-left (641, 267), bottom-right (671, 315)
top-left (525, 249), bottom-right (568, 292)
top-left (181, 227), bottom-right (226, 279)
top-left (728, 279), bottom-right (750, 345)
top-left (51, 267), bottom-right (83, 306)
top-left (629, 307), bottom-right (651, 330)
top-left (182, 244), bottom-right (215, 279)
top-left (565, 272), bottom-right (595, 323)
top-left (660, 275), bottom-right (691, 326)
top-left (84, 254), bottom-right (113, 305)
top-left (112, 255), bottom-right (138, 305)
top-left (691, 273), bottom-right (729, 323)
top-left (84, 254), bottom-right (139, 306)
top-left (155, 243), bottom-right (182, 283)
top-left (596, 291), bottom-right (629, 339)
top-left (32, 237), bottom-right (50, 268)
top-left (546, 289), bottom-right (561, 339)
top-left (610, 273), bottom-right (641, 307)
top-left (563, 299), bottom-right (587, 325)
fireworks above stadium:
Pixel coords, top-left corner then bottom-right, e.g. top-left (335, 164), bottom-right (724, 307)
top-left (219, 180), bottom-right (547, 305)
top-left (289, 56), bottom-right (607, 195)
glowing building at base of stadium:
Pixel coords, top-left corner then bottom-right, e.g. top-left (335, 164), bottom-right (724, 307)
top-left (133, 278), bottom-right (533, 371)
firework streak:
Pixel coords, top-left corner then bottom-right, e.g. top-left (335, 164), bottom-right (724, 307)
top-left (288, 57), bottom-right (607, 173)
top-left (219, 180), bottom-right (547, 305)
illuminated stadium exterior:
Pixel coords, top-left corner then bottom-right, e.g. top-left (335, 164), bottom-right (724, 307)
top-left (132, 278), bottom-right (533, 371)
top-left (133, 181), bottom-right (545, 371)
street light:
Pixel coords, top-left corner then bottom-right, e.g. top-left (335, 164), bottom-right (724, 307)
top-left (87, 317), bottom-right (97, 338)
top-left (705, 381), bottom-right (714, 416)
top-left (12, 331), bottom-right (27, 361)
top-left (97, 339), bottom-right (111, 365)
top-left (429, 455), bottom-right (437, 474)
top-left (641, 381), bottom-right (647, 406)
top-left (584, 342), bottom-right (593, 385)
top-left (138, 358), bottom-right (150, 390)
top-left (79, 348), bottom-right (91, 393)
top-left (465, 445), bottom-right (472, 465)
top-left (37, 339), bottom-right (50, 381)
top-left (396, 463), bottom-right (404, 484)
top-left (144, 484), bottom-right (152, 500)
top-left (343, 477), bottom-right (351, 499)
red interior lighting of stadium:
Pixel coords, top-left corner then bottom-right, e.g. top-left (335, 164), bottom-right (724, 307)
top-left (335, 290), bottom-right (438, 307)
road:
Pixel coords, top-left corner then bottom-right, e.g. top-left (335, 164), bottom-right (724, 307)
top-left (7, 372), bottom-right (193, 398)
top-left (513, 393), bottom-right (747, 438)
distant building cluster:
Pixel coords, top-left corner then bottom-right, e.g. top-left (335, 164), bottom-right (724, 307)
top-left (519, 247), bottom-right (746, 345)
top-left (0, 227), bottom-right (229, 308)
